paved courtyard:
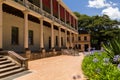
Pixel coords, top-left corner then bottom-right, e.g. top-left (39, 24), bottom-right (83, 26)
top-left (14, 53), bottom-right (85, 80)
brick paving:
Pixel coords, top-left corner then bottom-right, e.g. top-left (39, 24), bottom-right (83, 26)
top-left (14, 53), bottom-right (85, 80)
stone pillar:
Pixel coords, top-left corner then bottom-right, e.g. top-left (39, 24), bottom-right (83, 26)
top-left (69, 15), bottom-right (71, 26)
top-left (76, 20), bottom-right (78, 30)
top-left (39, 17), bottom-right (45, 57)
top-left (65, 9), bottom-right (66, 24)
top-left (39, 17), bottom-right (45, 52)
top-left (58, 2), bottom-right (60, 20)
top-left (40, 0), bottom-right (43, 9)
top-left (23, 10), bottom-right (31, 59)
top-left (51, 22), bottom-right (55, 49)
top-left (51, 0), bottom-right (53, 16)
top-left (73, 18), bottom-right (75, 28)
top-left (58, 27), bottom-right (61, 48)
top-left (24, 10), bottom-right (29, 50)
top-left (0, 2), bottom-right (3, 51)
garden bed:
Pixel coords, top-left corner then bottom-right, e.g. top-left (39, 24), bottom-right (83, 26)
top-left (82, 51), bottom-right (120, 80)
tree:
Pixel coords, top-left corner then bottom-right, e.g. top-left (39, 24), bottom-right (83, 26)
top-left (74, 12), bottom-right (120, 50)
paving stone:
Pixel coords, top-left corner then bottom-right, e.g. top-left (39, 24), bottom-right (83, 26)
top-left (15, 53), bottom-right (85, 80)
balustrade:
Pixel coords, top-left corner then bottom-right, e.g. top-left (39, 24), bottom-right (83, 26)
top-left (13, 0), bottom-right (77, 32)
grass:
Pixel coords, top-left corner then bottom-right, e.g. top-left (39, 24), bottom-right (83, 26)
top-left (82, 51), bottom-right (120, 80)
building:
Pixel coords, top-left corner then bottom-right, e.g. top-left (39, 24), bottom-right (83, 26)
top-left (77, 30), bottom-right (91, 52)
top-left (0, 0), bottom-right (78, 54)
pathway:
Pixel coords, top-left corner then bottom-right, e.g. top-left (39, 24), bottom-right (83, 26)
top-left (14, 53), bottom-right (85, 80)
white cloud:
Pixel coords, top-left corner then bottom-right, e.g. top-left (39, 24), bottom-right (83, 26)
top-left (88, 0), bottom-right (110, 8)
top-left (102, 7), bottom-right (120, 20)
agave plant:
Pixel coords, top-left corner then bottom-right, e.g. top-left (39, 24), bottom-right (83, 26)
top-left (103, 33), bottom-right (120, 59)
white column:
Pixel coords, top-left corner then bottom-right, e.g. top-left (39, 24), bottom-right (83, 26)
top-left (51, 0), bottom-right (53, 16)
top-left (40, 0), bottom-right (43, 9)
top-left (69, 15), bottom-right (71, 26)
top-left (23, 10), bottom-right (29, 50)
top-left (73, 18), bottom-right (75, 28)
top-left (58, 27), bottom-right (61, 48)
top-left (65, 9), bottom-right (66, 24)
top-left (40, 17), bottom-right (44, 48)
top-left (51, 22), bottom-right (54, 48)
top-left (58, 3), bottom-right (60, 19)
top-left (76, 20), bottom-right (78, 30)
top-left (0, 2), bottom-right (2, 50)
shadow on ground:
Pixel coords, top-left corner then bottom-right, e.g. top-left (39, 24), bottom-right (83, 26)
top-left (1, 70), bottom-right (32, 80)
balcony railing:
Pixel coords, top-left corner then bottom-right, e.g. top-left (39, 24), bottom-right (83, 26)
top-left (13, 0), bottom-right (77, 32)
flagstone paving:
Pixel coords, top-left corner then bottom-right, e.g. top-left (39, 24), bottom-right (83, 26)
top-left (14, 53), bottom-right (85, 80)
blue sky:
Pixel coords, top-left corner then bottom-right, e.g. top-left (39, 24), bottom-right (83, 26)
top-left (63, 0), bottom-right (120, 20)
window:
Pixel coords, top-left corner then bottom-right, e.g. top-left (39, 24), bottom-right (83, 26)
top-left (56, 36), bottom-right (58, 46)
top-left (29, 30), bottom-right (33, 45)
top-left (11, 27), bottom-right (19, 45)
top-left (61, 37), bottom-right (63, 46)
top-left (49, 37), bottom-right (51, 49)
top-left (84, 36), bottom-right (87, 41)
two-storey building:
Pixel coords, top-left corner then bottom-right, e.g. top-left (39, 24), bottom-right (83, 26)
top-left (77, 30), bottom-right (91, 51)
top-left (0, 0), bottom-right (78, 54)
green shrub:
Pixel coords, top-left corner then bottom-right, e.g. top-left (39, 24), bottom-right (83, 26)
top-left (82, 52), bottom-right (120, 80)
top-left (103, 33), bottom-right (120, 59)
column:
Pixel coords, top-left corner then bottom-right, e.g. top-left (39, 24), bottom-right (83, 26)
top-left (58, 2), bottom-right (60, 19)
top-left (58, 27), bottom-right (61, 48)
top-left (65, 30), bottom-right (67, 48)
top-left (69, 15), bottom-right (71, 26)
top-left (0, 2), bottom-right (2, 50)
top-left (23, 10), bottom-right (29, 51)
top-left (73, 18), bottom-right (75, 28)
top-left (65, 9), bottom-right (66, 24)
top-left (51, 0), bottom-right (53, 16)
top-left (40, 0), bottom-right (43, 9)
top-left (51, 22), bottom-right (54, 49)
top-left (40, 17), bottom-right (44, 49)
top-left (76, 20), bottom-right (78, 30)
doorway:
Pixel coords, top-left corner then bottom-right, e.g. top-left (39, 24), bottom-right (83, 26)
top-left (49, 37), bottom-right (51, 49)
top-left (85, 44), bottom-right (89, 51)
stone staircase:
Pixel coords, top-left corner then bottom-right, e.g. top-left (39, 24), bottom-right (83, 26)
top-left (0, 55), bottom-right (25, 78)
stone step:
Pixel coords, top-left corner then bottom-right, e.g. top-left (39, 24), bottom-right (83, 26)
top-left (0, 63), bottom-right (16, 69)
top-left (0, 57), bottom-right (7, 61)
top-left (0, 60), bottom-right (11, 65)
top-left (0, 65), bottom-right (20, 73)
top-left (0, 68), bottom-right (24, 78)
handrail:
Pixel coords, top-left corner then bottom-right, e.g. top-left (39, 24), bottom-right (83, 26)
top-left (0, 51), bottom-right (28, 70)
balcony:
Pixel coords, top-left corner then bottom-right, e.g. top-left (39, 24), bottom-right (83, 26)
top-left (13, 0), bottom-right (77, 32)
top-left (78, 40), bottom-right (90, 43)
